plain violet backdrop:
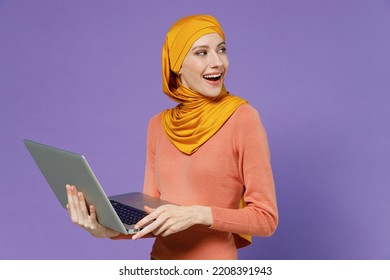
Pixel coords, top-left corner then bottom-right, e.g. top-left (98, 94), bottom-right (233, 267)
top-left (1, 0), bottom-right (389, 260)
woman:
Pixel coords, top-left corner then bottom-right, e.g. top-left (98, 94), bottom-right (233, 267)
top-left (66, 14), bottom-right (278, 260)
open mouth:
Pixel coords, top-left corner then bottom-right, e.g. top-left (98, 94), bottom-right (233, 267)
top-left (203, 73), bottom-right (223, 82)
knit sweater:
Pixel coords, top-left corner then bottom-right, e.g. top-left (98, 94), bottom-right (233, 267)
top-left (113, 104), bottom-right (278, 259)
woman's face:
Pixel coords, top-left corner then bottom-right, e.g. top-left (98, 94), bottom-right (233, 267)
top-left (179, 33), bottom-right (228, 98)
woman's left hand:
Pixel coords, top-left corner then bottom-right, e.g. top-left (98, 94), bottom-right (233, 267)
top-left (132, 204), bottom-right (212, 239)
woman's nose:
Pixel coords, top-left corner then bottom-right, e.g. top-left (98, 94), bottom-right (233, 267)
top-left (209, 51), bottom-right (223, 67)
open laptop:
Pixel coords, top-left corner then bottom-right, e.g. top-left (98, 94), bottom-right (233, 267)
top-left (24, 139), bottom-right (170, 235)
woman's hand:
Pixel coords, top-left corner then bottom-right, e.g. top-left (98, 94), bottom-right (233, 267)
top-left (132, 204), bottom-right (212, 240)
top-left (66, 184), bottom-right (120, 238)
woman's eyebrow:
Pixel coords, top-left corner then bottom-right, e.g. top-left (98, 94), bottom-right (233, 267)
top-left (191, 41), bottom-right (226, 51)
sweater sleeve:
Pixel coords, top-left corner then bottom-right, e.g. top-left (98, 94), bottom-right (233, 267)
top-left (209, 106), bottom-right (278, 237)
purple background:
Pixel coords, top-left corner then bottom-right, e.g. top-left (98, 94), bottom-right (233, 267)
top-left (1, 0), bottom-right (389, 260)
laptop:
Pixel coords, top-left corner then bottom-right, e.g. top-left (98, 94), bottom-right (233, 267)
top-left (24, 139), bottom-right (170, 235)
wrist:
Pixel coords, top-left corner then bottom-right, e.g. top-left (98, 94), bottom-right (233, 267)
top-left (193, 206), bottom-right (212, 226)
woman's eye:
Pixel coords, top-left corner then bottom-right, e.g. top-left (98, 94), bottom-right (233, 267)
top-left (218, 47), bottom-right (227, 53)
top-left (196, 50), bottom-right (207, 56)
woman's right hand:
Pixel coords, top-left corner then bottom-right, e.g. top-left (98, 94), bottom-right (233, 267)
top-left (66, 184), bottom-right (120, 238)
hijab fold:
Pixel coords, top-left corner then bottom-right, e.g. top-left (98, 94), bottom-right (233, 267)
top-left (161, 14), bottom-right (251, 248)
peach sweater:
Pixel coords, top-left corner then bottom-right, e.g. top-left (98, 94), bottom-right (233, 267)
top-left (114, 104), bottom-right (278, 259)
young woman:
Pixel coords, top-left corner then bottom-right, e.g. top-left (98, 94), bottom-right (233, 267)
top-left (66, 14), bottom-right (278, 260)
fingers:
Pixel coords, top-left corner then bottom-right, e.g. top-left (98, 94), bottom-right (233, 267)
top-left (132, 220), bottom-right (159, 240)
top-left (89, 204), bottom-right (99, 226)
top-left (77, 192), bottom-right (90, 224)
top-left (132, 207), bottom-right (156, 240)
top-left (134, 206), bottom-right (157, 230)
top-left (133, 206), bottom-right (169, 240)
top-left (144, 205), bottom-right (155, 214)
top-left (132, 205), bottom-right (201, 240)
top-left (66, 184), bottom-right (79, 223)
top-left (71, 188), bottom-right (83, 224)
top-left (66, 184), bottom-right (89, 226)
top-left (65, 184), bottom-right (115, 238)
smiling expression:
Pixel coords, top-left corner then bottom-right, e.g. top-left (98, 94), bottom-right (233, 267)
top-left (179, 33), bottom-right (229, 98)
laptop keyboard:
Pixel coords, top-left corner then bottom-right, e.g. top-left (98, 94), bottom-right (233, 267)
top-left (110, 200), bottom-right (147, 225)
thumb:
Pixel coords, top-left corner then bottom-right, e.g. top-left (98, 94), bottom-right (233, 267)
top-left (144, 205), bottom-right (155, 214)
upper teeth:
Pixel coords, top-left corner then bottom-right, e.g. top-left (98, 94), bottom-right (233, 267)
top-left (204, 74), bottom-right (222, 79)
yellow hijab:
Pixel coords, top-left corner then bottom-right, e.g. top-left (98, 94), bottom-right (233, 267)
top-left (162, 14), bottom-right (248, 155)
top-left (161, 15), bottom-right (251, 248)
